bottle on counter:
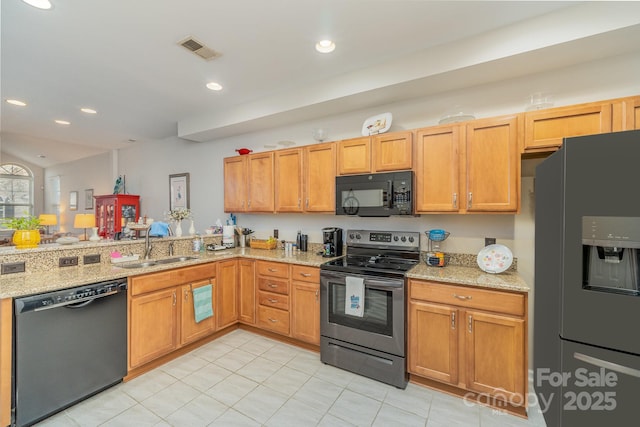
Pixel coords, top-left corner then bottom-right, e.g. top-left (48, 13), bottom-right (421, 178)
top-left (193, 234), bottom-right (201, 253)
top-left (296, 230), bottom-right (301, 251)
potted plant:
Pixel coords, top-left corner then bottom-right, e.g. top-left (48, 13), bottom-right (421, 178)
top-left (3, 216), bottom-right (42, 249)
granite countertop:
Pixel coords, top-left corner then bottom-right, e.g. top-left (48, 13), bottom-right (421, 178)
top-left (0, 247), bottom-right (529, 299)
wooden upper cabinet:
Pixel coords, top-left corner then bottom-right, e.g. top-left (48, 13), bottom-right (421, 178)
top-left (304, 142), bottom-right (336, 212)
top-left (337, 136), bottom-right (371, 175)
top-left (224, 156), bottom-right (248, 212)
top-left (275, 148), bottom-right (303, 212)
top-left (612, 96), bottom-right (640, 131)
top-left (415, 125), bottom-right (462, 213)
top-left (247, 152), bottom-right (275, 212)
top-left (465, 115), bottom-right (520, 213)
top-left (523, 101), bottom-right (612, 153)
top-left (372, 131), bottom-right (413, 172)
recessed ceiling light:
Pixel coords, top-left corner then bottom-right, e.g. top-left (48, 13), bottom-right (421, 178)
top-left (80, 107), bottom-right (97, 114)
top-left (6, 99), bottom-right (27, 107)
top-left (21, 0), bottom-right (52, 10)
top-left (206, 82), bottom-right (223, 91)
top-left (315, 39), bottom-right (336, 53)
top-left (55, 120), bottom-right (70, 125)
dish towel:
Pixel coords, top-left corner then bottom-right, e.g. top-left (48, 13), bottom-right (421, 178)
top-left (149, 221), bottom-right (169, 237)
top-left (192, 284), bottom-right (214, 323)
top-left (345, 276), bottom-right (365, 317)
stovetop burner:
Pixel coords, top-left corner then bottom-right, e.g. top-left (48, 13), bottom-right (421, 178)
top-left (320, 230), bottom-right (421, 278)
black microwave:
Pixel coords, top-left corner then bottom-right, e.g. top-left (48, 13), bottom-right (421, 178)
top-left (335, 171), bottom-right (414, 217)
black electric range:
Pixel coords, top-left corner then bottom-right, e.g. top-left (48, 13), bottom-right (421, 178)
top-left (320, 229), bottom-right (420, 279)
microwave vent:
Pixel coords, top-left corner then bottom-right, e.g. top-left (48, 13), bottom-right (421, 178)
top-left (178, 36), bottom-right (221, 61)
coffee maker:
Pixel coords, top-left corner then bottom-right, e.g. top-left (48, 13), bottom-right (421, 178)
top-left (322, 227), bottom-right (343, 258)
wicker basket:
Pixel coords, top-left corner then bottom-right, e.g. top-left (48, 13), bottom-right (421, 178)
top-left (249, 238), bottom-right (277, 250)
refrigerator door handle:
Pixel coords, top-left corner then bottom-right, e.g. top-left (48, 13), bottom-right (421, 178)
top-left (574, 352), bottom-right (640, 378)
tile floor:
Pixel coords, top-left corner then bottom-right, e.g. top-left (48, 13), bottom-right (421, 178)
top-left (37, 330), bottom-right (548, 426)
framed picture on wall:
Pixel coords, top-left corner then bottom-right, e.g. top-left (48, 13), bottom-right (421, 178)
top-left (169, 173), bottom-right (190, 211)
top-left (85, 189), bottom-right (94, 210)
top-left (69, 191), bottom-right (78, 211)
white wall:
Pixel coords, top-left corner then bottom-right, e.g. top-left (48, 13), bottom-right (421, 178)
top-left (43, 151), bottom-right (113, 233)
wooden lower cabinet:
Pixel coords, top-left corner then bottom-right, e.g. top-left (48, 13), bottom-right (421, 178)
top-left (290, 265), bottom-right (321, 345)
top-left (216, 259), bottom-right (239, 329)
top-left (256, 261), bottom-right (290, 335)
top-left (128, 263), bottom-right (217, 371)
top-left (180, 279), bottom-right (216, 346)
top-left (238, 259), bottom-right (256, 324)
top-left (129, 287), bottom-right (178, 369)
top-left (408, 279), bottom-right (527, 408)
top-left (291, 280), bottom-right (320, 345)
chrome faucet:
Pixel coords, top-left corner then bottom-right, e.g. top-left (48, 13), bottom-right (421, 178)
top-left (168, 241), bottom-right (174, 257)
top-left (143, 228), bottom-right (153, 260)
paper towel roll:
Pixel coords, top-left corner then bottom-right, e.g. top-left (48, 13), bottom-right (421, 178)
top-left (223, 225), bottom-right (235, 247)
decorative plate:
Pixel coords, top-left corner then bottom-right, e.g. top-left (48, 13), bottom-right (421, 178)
top-left (362, 112), bottom-right (392, 136)
top-left (477, 244), bottom-right (513, 274)
top-left (56, 236), bottom-right (79, 245)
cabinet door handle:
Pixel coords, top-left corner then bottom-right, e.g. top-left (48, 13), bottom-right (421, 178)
top-left (268, 318), bottom-right (278, 323)
top-left (184, 290), bottom-right (189, 301)
top-left (468, 192), bottom-right (473, 209)
top-left (268, 298), bottom-right (278, 303)
top-left (248, 200), bottom-right (251, 208)
top-left (298, 199), bottom-right (301, 208)
top-left (306, 199), bottom-right (309, 208)
top-left (453, 193), bottom-right (457, 209)
top-left (453, 294), bottom-right (472, 301)
top-left (300, 272), bottom-right (312, 277)
top-left (268, 268), bottom-right (278, 272)
top-left (173, 291), bottom-right (177, 306)
top-left (451, 312), bottom-right (456, 329)
top-left (268, 283), bottom-right (278, 288)
top-left (315, 290), bottom-right (319, 302)
top-left (468, 315), bottom-right (473, 333)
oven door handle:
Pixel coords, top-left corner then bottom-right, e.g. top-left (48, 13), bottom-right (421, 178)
top-left (321, 272), bottom-right (404, 290)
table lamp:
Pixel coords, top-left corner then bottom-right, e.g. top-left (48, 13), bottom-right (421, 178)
top-left (74, 213), bottom-right (95, 241)
top-left (38, 214), bottom-right (57, 234)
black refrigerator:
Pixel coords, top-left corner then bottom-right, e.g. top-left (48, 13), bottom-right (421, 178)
top-left (534, 129), bottom-right (640, 427)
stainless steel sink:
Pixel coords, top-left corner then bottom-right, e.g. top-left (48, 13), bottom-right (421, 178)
top-left (155, 256), bottom-right (199, 264)
top-left (117, 261), bottom-right (158, 269)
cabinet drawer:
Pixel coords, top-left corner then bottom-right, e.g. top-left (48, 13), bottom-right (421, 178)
top-left (258, 291), bottom-right (289, 310)
top-left (291, 265), bottom-right (319, 283)
top-left (257, 306), bottom-right (290, 335)
top-left (410, 280), bottom-right (525, 317)
top-left (257, 261), bottom-right (289, 278)
top-left (130, 270), bottom-right (175, 296)
top-left (258, 277), bottom-right (289, 295)
top-left (173, 263), bottom-right (216, 285)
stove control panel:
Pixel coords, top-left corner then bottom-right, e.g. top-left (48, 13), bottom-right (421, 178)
top-left (346, 230), bottom-right (420, 249)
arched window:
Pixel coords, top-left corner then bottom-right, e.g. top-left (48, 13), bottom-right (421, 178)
top-left (0, 163), bottom-right (34, 218)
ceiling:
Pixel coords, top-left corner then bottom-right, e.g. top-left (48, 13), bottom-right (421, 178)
top-left (2, 1), bottom-right (640, 168)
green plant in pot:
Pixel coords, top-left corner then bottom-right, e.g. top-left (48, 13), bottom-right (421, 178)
top-left (2, 216), bottom-right (42, 249)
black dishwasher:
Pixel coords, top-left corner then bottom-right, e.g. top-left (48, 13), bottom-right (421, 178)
top-left (13, 278), bottom-right (128, 427)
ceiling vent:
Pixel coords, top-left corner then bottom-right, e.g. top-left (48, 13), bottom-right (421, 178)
top-left (178, 36), bottom-right (221, 61)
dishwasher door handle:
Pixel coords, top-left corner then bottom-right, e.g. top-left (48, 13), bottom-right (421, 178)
top-left (34, 289), bottom-right (120, 312)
